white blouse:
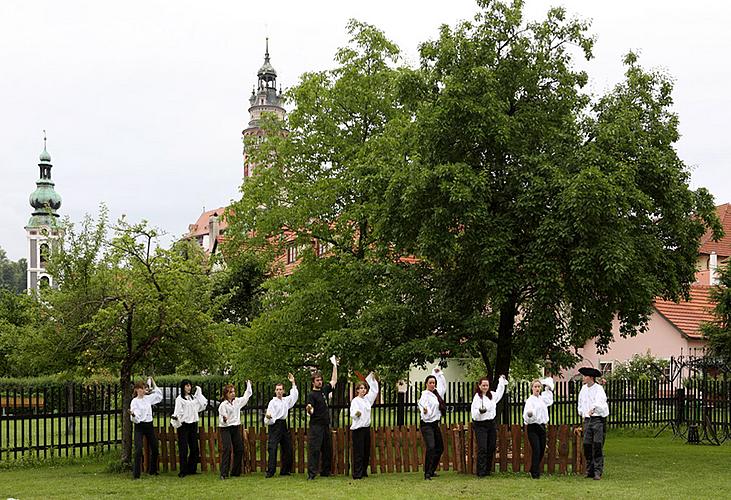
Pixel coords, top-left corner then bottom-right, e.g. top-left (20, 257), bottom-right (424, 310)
top-left (471, 376), bottom-right (508, 421)
top-left (264, 385), bottom-right (299, 425)
top-left (523, 390), bottom-right (554, 425)
top-left (577, 383), bottom-right (610, 418)
top-left (173, 386), bottom-right (208, 424)
top-left (129, 387), bottom-right (163, 423)
top-left (218, 381), bottom-right (253, 427)
top-left (350, 373), bottom-right (379, 430)
top-left (418, 368), bottom-right (447, 423)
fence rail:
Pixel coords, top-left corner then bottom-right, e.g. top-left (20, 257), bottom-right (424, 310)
top-left (138, 423), bottom-right (584, 476)
top-left (2, 378), bottom-right (730, 460)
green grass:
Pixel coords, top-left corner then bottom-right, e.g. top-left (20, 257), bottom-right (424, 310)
top-left (1, 433), bottom-right (729, 499)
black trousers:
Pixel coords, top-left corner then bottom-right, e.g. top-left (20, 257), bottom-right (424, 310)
top-left (527, 423), bottom-right (546, 478)
top-left (220, 425), bottom-right (244, 477)
top-left (420, 421), bottom-right (444, 477)
top-left (133, 422), bottom-right (158, 478)
top-left (267, 420), bottom-right (293, 475)
top-left (584, 417), bottom-right (606, 477)
top-left (351, 427), bottom-right (371, 479)
top-left (307, 422), bottom-right (332, 477)
top-left (177, 422), bottom-right (200, 475)
top-left (473, 419), bottom-right (497, 476)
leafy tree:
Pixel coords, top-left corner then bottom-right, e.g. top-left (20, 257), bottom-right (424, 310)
top-left (379, 0), bottom-right (722, 381)
top-left (702, 263), bottom-right (731, 362)
top-left (225, 21), bottom-right (441, 378)
top-left (40, 209), bottom-right (220, 466)
top-left (0, 289), bottom-right (50, 377)
top-left (0, 247), bottom-right (27, 293)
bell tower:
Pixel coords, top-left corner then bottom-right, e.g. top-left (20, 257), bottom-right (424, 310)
top-left (242, 38), bottom-right (286, 179)
top-left (25, 132), bottom-right (62, 292)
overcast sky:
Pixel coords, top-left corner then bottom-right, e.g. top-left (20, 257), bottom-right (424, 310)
top-left (2, 1), bottom-right (729, 261)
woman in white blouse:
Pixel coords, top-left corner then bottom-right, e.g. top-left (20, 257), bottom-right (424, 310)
top-left (522, 379), bottom-right (554, 479)
top-left (471, 375), bottom-right (507, 477)
top-left (172, 379), bottom-right (208, 477)
top-left (217, 381), bottom-right (252, 479)
top-left (129, 377), bottom-right (162, 479)
top-left (349, 372), bottom-right (378, 479)
top-left (418, 367), bottom-right (447, 480)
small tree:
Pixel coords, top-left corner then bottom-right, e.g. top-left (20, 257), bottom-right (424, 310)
top-left (41, 209), bottom-right (220, 466)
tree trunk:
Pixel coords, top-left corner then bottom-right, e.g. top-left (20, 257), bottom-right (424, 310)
top-left (119, 364), bottom-right (133, 468)
top-left (493, 293), bottom-right (518, 383)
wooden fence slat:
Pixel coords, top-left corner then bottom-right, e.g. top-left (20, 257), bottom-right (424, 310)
top-left (297, 428), bottom-right (305, 474)
top-left (209, 427), bottom-right (217, 473)
top-left (558, 425), bottom-right (569, 474)
top-left (511, 425), bottom-right (522, 473)
top-left (522, 426), bottom-right (531, 473)
top-left (409, 425), bottom-right (419, 472)
top-left (440, 424), bottom-right (449, 472)
top-left (547, 424), bottom-right (557, 474)
top-left (248, 427), bottom-right (258, 473)
top-left (169, 427), bottom-right (178, 471)
top-left (385, 426), bottom-right (394, 473)
top-left (336, 428), bottom-right (345, 475)
top-left (393, 427), bottom-right (403, 473)
top-left (377, 427), bottom-right (386, 473)
top-left (259, 428), bottom-right (267, 472)
top-left (369, 427), bottom-right (378, 474)
top-left (453, 425), bottom-right (463, 473)
top-left (499, 424), bottom-right (508, 472)
top-left (467, 423), bottom-right (475, 475)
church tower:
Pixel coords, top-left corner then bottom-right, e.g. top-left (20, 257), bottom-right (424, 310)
top-left (25, 133), bottom-right (62, 292)
top-left (242, 38), bottom-right (286, 179)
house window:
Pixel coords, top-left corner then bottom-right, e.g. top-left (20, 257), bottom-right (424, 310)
top-left (287, 245), bottom-right (298, 264)
top-left (599, 361), bottom-right (613, 377)
top-left (317, 241), bottom-right (331, 257)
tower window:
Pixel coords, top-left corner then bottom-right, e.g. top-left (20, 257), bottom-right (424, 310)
top-left (39, 243), bottom-right (49, 268)
top-left (39, 276), bottom-right (50, 288)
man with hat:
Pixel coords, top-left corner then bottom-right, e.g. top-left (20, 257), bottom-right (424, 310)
top-left (578, 367), bottom-right (609, 480)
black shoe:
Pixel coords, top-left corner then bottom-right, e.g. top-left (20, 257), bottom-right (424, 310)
top-left (220, 475), bottom-right (227, 480)
top-left (265, 473), bottom-right (274, 478)
top-left (320, 473), bottom-right (330, 477)
top-left (431, 473), bottom-right (439, 478)
top-left (178, 471), bottom-right (186, 478)
top-left (132, 476), bottom-right (140, 480)
top-left (307, 475), bottom-right (316, 481)
top-left (593, 474), bottom-right (601, 480)
top-left (149, 472), bottom-right (159, 476)
top-left (424, 474), bottom-right (432, 480)
top-left (363, 473), bottom-right (368, 478)
top-left (280, 472), bottom-right (291, 476)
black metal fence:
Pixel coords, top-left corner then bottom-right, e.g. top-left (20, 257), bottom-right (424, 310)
top-left (2, 377), bottom-right (730, 460)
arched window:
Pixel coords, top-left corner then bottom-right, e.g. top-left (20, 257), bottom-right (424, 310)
top-left (39, 276), bottom-right (50, 288)
top-left (39, 243), bottom-right (49, 268)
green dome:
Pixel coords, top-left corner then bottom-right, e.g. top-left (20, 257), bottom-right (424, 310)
top-left (29, 181), bottom-right (62, 213)
top-left (39, 146), bottom-right (51, 162)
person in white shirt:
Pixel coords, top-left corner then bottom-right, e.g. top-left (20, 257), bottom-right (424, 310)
top-left (349, 371), bottom-right (379, 479)
top-left (129, 377), bottom-right (162, 479)
top-left (217, 381), bottom-right (252, 479)
top-left (522, 378), bottom-right (554, 479)
top-left (172, 378), bottom-right (207, 477)
top-left (264, 373), bottom-right (298, 478)
top-left (577, 367), bottom-right (609, 480)
top-left (471, 375), bottom-right (507, 477)
top-left (418, 366), bottom-right (447, 480)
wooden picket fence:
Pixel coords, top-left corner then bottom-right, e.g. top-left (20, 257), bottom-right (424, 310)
top-left (143, 423), bottom-right (584, 475)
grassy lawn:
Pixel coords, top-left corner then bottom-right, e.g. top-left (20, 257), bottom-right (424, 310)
top-left (1, 431), bottom-right (729, 499)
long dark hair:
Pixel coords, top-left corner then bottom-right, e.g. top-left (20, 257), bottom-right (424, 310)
top-left (424, 374), bottom-right (436, 386)
top-left (475, 377), bottom-right (493, 400)
top-left (179, 379), bottom-right (193, 397)
top-left (424, 375), bottom-right (446, 413)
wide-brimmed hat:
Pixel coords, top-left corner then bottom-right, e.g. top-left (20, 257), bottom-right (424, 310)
top-left (579, 367), bottom-right (602, 378)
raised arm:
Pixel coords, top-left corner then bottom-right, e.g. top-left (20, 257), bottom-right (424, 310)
top-left (193, 386), bottom-right (208, 412)
top-left (286, 373), bottom-right (299, 409)
top-left (433, 367), bottom-right (447, 398)
top-left (330, 356), bottom-right (338, 388)
top-left (540, 387), bottom-right (554, 407)
top-left (364, 372), bottom-right (379, 406)
top-left (145, 379), bottom-right (163, 406)
top-left (236, 380), bottom-right (253, 409)
top-left (493, 375), bottom-right (508, 404)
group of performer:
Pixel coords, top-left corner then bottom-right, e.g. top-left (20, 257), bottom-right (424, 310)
top-left (128, 360), bottom-right (609, 482)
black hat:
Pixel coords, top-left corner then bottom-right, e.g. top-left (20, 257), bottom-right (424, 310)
top-left (579, 367), bottom-right (602, 378)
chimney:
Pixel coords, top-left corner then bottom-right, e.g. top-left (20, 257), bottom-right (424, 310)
top-left (710, 252), bottom-right (719, 285)
top-left (208, 213), bottom-right (219, 253)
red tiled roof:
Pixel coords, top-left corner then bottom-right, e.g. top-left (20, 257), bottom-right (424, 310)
top-left (187, 207), bottom-right (228, 237)
top-left (653, 285), bottom-right (715, 339)
top-left (699, 203), bottom-right (731, 257)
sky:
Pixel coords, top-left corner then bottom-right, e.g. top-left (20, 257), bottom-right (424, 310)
top-left (1, 0), bottom-right (730, 261)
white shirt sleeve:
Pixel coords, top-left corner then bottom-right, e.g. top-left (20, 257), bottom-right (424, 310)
top-left (364, 374), bottom-right (379, 406)
top-left (285, 385), bottom-right (299, 409)
top-left (471, 394), bottom-right (483, 420)
top-left (578, 386), bottom-right (588, 417)
top-left (540, 388), bottom-right (554, 407)
top-left (264, 399), bottom-right (275, 426)
top-left (350, 398), bottom-right (361, 420)
top-left (432, 368), bottom-right (447, 398)
top-left (194, 386), bottom-right (208, 412)
top-left (418, 391), bottom-right (434, 420)
top-left (592, 385), bottom-right (609, 417)
top-left (493, 377), bottom-right (508, 404)
top-left (235, 381), bottom-right (253, 410)
top-left (173, 396), bottom-right (184, 420)
top-left (523, 398), bottom-right (535, 424)
top-left (145, 386), bottom-right (163, 406)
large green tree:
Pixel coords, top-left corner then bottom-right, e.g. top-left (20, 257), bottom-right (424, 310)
top-left (380, 0), bottom-right (722, 379)
top-left (39, 210), bottom-right (220, 466)
top-left (225, 21), bottom-right (443, 378)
